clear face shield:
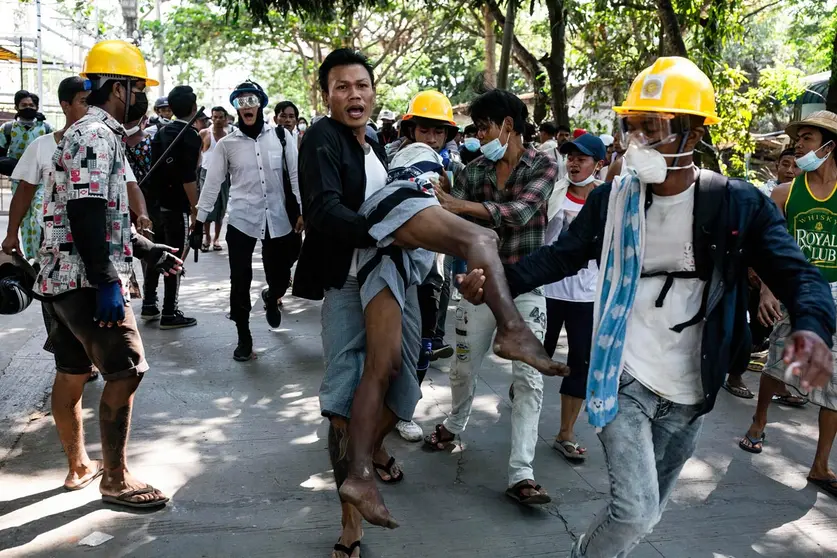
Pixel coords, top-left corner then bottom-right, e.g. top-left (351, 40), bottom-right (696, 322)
top-left (617, 112), bottom-right (695, 184)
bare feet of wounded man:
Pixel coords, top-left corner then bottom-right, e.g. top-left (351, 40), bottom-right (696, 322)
top-left (339, 475), bottom-right (399, 529)
top-left (494, 321), bottom-right (570, 377)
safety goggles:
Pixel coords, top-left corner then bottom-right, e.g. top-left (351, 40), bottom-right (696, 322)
top-left (617, 112), bottom-right (689, 148)
top-left (232, 94), bottom-right (261, 110)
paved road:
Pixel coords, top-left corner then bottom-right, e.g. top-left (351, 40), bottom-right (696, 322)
top-left (1, 219), bottom-right (836, 557)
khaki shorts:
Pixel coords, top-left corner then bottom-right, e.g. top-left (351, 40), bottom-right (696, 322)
top-left (42, 289), bottom-right (149, 380)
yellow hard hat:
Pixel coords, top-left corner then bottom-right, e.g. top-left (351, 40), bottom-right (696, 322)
top-left (403, 90), bottom-right (457, 127)
top-left (613, 57), bottom-right (719, 125)
top-left (81, 40), bottom-right (159, 86)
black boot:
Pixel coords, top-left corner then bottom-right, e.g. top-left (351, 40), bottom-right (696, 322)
top-left (234, 322), bottom-right (255, 361)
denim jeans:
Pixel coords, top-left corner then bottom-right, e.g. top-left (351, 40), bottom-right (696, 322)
top-left (443, 292), bottom-right (547, 486)
top-left (571, 373), bottom-right (704, 558)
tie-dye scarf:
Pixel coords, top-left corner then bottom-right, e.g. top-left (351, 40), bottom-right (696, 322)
top-left (586, 174), bottom-right (646, 429)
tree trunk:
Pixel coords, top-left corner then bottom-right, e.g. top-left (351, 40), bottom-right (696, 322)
top-left (828, 29), bottom-right (837, 113)
top-left (542, 0), bottom-right (568, 126)
top-left (489, 0), bottom-right (548, 122)
top-left (483, 4), bottom-right (497, 88)
top-left (497, 0), bottom-right (516, 89)
top-left (655, 0), bottom-right (687, 56)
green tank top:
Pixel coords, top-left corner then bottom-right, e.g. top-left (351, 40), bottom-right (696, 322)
top-left (785, 173), bottom-right (837, 282)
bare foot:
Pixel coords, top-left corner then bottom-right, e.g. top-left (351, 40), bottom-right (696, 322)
top-left (64, 460), bottom-right (103, 490)
top-left (494, 321), bottom-right (570, 376)
top-left (100, 470), bottom-right (168, 507)
top-left (338, 476), bottom-right (398, 529)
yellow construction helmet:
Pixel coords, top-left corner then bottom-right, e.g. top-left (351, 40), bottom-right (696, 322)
top-left (613, 57), bottom-right (719, 125)
top-left (81, 40), bottom-right (159, 86)
top-left (403, 90), bottom-right (457, 127)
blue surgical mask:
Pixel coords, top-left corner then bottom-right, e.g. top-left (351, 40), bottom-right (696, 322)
top-left (480, 125), bottom-right (511, 162)
top-left (463, 137), bottom-right (480, 152)
top-left (796, 141), bottom-right (833, 173)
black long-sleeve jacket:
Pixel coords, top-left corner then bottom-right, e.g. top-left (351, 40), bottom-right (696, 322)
top-left (293, 117), bottom-right (387, 300)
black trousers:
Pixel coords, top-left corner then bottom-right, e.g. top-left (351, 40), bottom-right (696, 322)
top-left (226, 225), bottom-right (301, 326)
top-left (544, 298), bottom-right (594, 400)
top-left (143, 208), bottom-right (187, 315)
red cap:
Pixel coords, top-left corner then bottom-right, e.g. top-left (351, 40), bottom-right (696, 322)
top-left (573, 128), bottom-right (587, 139)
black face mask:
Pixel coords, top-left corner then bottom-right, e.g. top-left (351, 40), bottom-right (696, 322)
top-left (17, 107), bottom-right (38, 121)
top-left (127, 92), bottom-right (149, 124)
top-left (238, 110), bottom-right (265, 140)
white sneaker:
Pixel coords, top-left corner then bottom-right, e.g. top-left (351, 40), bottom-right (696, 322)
top-left (396, 420), bottom-right (423, 442)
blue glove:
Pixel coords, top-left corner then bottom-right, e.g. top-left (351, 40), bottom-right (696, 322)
top-left (94, 282), bottom-right (125, 324)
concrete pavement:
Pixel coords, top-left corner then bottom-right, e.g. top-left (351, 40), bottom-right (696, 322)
top-left (1, 221), bottom-right (836, 557)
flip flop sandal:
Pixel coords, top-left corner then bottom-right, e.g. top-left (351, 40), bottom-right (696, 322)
top-left (333, 540), bottom-right (361, 557)
top-left (505, 481), bottom-right (551, 505)
top-left (200, 243), bottom-right (210, 252)
top-left (723, 382), bottom-right (755, 399)
top-left (553, 439), bottom-right (587, 461)
top-left (372, 456), bottom-right (403, 484)
top-left (747, 360), bottom-right (766, 372)
top-left (101, 486), bottom-right (169, 509)
top-left (807, 477), bottom-right (837, 498)
top-left (772, 394), bottom-right (808, 407)
top-left (423, 424), bottom-right (455, 451)
top-left (212, 244), bottom-right (223, 251)
top-left (64, 462), bottom-right (104, 491)
top-left (738, 432), bottom-right (766, 454)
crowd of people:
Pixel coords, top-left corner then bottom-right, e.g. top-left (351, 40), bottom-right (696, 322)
top-left (0, 38), bottom-right (836, 558)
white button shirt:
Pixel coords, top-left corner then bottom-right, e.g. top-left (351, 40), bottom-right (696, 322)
top-left (197, 124), bottom-right (300, 239)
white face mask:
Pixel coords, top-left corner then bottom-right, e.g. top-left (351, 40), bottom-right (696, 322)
top-left (796, 141), bottom-right (833, 173)
top-left (298, 123), bottom-right (308, 132)
top-left (623, 140), bottom-right (694, 184)
top-left (568, 173), bottom-right (597, 187)
top-left (123, 124), bottom-right (141, 137)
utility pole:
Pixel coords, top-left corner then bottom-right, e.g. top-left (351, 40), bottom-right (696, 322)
top-left (156, 0), bottom-right (165, 94)
top-left (497, 0), bottom-right (516, 89)
top-left (36, 0), bottom-right (43, 103)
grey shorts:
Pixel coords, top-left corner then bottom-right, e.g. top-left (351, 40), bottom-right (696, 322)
top-left (319, 276), bottom-right (422, 421)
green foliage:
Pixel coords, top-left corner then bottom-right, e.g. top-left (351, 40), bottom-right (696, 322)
top-left (713, 63), bottom-right (805, 175)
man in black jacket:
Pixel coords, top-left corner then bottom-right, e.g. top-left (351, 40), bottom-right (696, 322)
top-left (457, 58), bottom-right (835, 557)
top-left (295, 49), bottom-right (566, 555)
top-left (147, 85), bottom-right (201, 329)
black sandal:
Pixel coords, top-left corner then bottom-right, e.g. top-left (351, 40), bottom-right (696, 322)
top-left (423, 424), bottom-right (455, 451)
top-left (373, 456), bottom-right (403, 484)
top-left (505, 480), bottom-right (551, 505)
top-left (334, 539), bottom-right (361, 557)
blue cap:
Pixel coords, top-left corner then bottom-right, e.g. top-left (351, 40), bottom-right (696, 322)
top-left (559, 133), bottom-right (607, 161)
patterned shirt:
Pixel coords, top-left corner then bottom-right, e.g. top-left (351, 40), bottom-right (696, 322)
top-left (452, 147), bottom-right (557, 264)
top-left (0, 119), bottom-right (53, 160)
top-left (125, 135), bottom-right (153, 185)
top-left (37, 106), bottom-right (133, 297)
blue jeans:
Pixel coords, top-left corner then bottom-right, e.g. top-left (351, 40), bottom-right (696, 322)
top-left (571, 373), bottom-right (704, 557)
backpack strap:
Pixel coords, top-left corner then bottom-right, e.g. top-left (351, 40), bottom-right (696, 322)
top-left (693, 168), bottom-right (728, 280)
top-left (275, 127), bottom-right (300, 223)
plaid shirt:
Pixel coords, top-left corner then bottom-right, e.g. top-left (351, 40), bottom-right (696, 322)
top-left (452, 147), bottom-right (557, 263)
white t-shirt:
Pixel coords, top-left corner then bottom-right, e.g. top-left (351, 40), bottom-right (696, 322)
top-left (348, 144), bottom-right (388, 276)
top-left (544, 189), bottom-right (599, 302)
top-left (11, 132), bottom-right (57, 188)
top-left (623, 183), bottom-right (705, 405)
